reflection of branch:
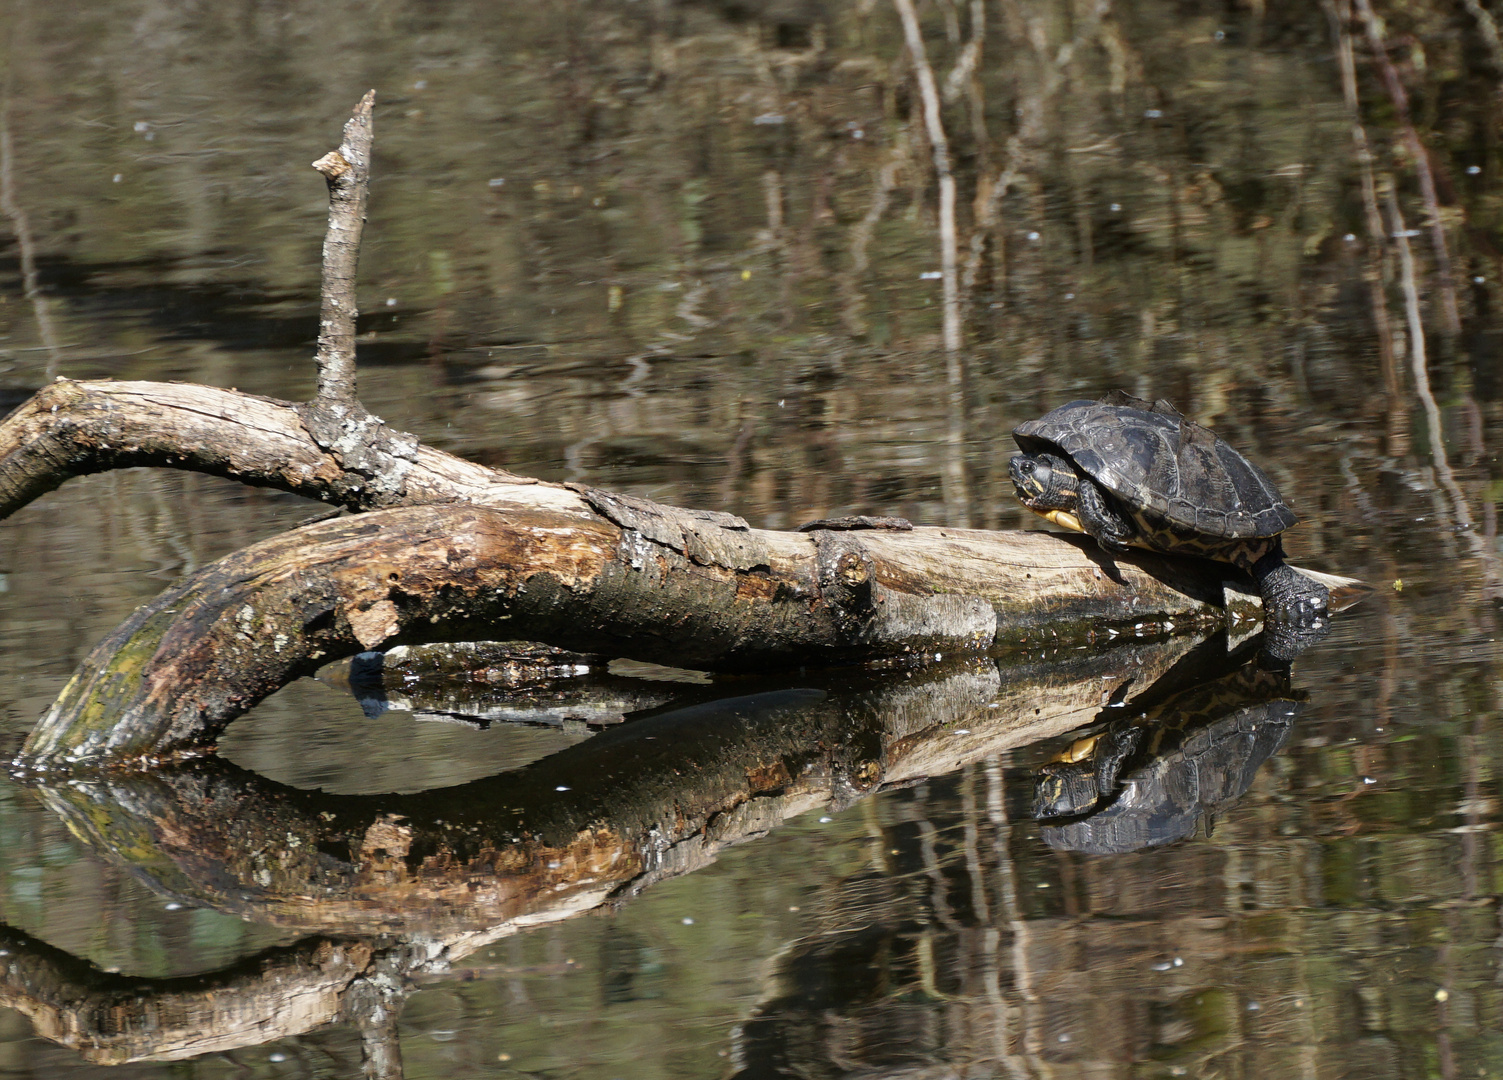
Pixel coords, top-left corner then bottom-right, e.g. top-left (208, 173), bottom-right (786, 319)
top-left (1385, 187), bottom-right (1500, 595)
top-left (0, 926), bottom-right (370, 1065)
top-left (893, 0), bottom-right (970, 521)
top-left (1385, 188), bottom-right (1457, 521)
top-left (893, 0), bottom-right (961, 354)
top-left (986, 758), bottom-right (1037, 1077)
top-left (1327, 0), bottom-right (1407, 454)
top-left (841, 128), bottom-right (912, 338)
top-left (0, 116), bottom-right (64, 378)
top-left (1462, 0), bottom-right (1503, 71)
top-left (1352, 0), bottom-right (1461, 338)
top-left (942, 1), bottom-right (985, 104)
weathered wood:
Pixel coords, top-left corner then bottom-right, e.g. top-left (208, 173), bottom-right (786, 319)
top-left (0, 378), bottom-right (574, 516)
top-left (311, 90), bottom-right (374, 404)
top-left (17, 487), bottom-right (1282, 764)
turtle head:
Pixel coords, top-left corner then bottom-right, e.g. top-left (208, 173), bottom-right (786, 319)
top-left (1010, 452), bottom-right (1080, 514)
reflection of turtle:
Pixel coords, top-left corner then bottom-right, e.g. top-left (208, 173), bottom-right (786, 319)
top-left (1010, 391), bottom-right (1328, 631)
top-left (1033, 660), bottom-right (1302, 853)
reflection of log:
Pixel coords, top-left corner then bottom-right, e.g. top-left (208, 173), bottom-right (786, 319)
top-left (33, 640), bottom-right (1198, 937)
top-left (7, 636), bottom-right (1212, 1064)
top-left (324, 643), bottom-right (680, 728)
top-left (732, 645), bottom-right (1303, 1080)
top-left (0, 926), bottom-right (370, 1065)
top-left (19, 482), bottom-right (1289, 764)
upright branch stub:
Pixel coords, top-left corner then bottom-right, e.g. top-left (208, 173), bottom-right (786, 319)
top-left (311, 91), bottom-right (375, 405)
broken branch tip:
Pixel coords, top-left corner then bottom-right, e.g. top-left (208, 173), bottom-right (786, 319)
top-left (311, 151), bottom-right (352, 179)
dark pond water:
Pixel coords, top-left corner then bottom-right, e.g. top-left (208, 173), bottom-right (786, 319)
top-left (1, 0), bottom-right (1501, 1076)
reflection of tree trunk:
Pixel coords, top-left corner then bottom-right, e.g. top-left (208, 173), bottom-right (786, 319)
top-left (1352, 0), bottom-right (1462, 339)
top-left (894, 0), bottom-right (962, 355)
top-left (0, 115), bottom-right (64, 378)
top-left (1327, 0), bottom-right (1409, 455)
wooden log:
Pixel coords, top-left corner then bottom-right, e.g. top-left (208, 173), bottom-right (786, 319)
top-left (17, 490), bottom-right (1285, 765)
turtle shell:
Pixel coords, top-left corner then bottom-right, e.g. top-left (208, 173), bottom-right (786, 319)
top-left (1012, 391), bottom-right (1297, 540)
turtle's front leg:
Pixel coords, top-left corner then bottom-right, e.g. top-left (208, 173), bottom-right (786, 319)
top-left (1076, 477), bottom-right (1136, 553)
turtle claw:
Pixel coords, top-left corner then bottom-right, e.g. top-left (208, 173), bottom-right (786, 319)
top-left (1255, 561), bottom-right (1328, 626)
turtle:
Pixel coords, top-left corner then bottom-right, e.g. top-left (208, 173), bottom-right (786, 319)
top-left (1009, 390), bottom-right (1328, 631)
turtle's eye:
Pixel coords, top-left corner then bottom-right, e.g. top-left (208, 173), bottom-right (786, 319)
top-left (1017, 459), bottom-right (1035, 474)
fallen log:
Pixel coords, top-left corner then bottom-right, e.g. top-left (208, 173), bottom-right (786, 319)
top-left (16, 489), bottom-right (1322, 765)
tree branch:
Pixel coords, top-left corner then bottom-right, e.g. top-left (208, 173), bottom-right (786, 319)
top-left (311, 91), bottom-right (375, 405)
top-left (0, 379), bottom-right (571, 517)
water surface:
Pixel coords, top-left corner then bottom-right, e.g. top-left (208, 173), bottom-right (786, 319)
top-left (0, 1), bottom-right (1498, 1076)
